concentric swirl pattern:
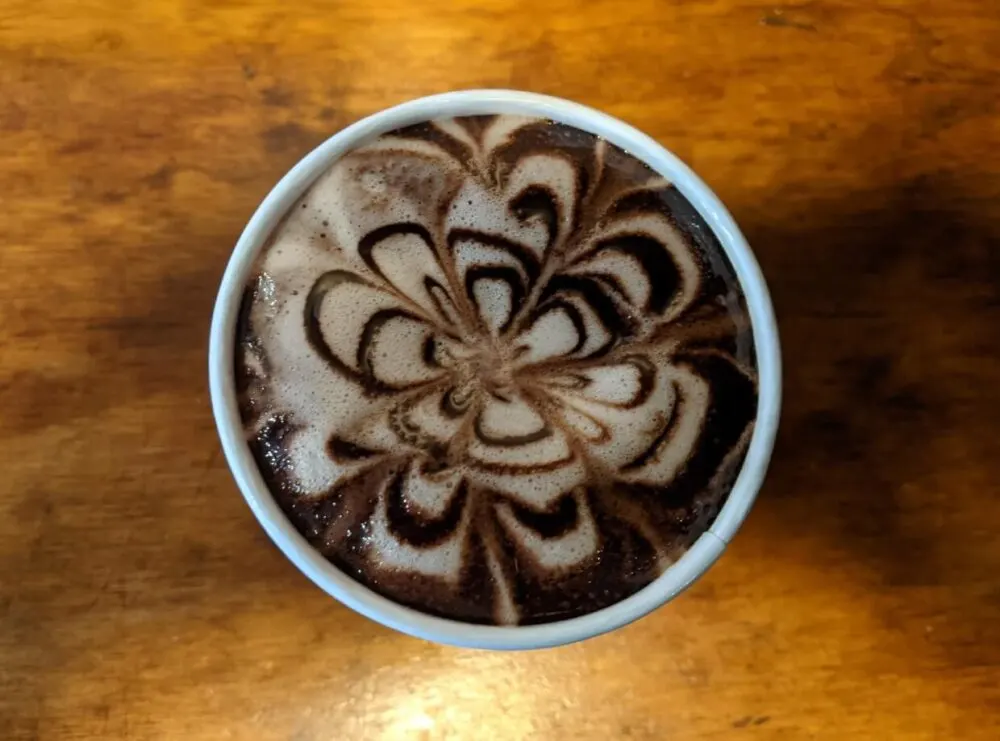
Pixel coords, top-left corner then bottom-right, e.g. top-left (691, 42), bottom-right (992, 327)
top-left (236, 115), bottom-right (758, 625)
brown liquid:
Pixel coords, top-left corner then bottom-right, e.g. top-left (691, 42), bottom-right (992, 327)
top-left (235, 115), bottom-right (757, 625)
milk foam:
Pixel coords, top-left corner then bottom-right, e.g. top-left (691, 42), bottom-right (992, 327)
top-left (237, 115), bottom-right (758, 625)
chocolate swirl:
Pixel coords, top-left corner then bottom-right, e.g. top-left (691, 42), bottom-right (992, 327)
top-left (236, 115), bottom-right (757, 625)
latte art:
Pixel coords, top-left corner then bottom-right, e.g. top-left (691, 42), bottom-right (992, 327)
top-left (236, 115), bottom-right (757, 625)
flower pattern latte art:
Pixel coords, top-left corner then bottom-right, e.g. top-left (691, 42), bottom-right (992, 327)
top-left (237, 116), bottom-right (757, 625)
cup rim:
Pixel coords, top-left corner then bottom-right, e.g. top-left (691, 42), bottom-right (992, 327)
top-left (209, 89), bottom-right (781, 650)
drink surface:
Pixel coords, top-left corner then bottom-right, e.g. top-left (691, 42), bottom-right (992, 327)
top-left (236, 115), bottom-right (758, 625)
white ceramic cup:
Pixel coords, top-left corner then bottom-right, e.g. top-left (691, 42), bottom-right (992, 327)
top-left (209, 90), bottom-right (781, 650)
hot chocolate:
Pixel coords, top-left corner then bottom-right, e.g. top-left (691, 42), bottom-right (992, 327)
top-left (235, 115), bottom-right (757, 625)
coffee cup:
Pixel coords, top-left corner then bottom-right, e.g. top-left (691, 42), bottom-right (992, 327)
top-left (209, 90), bottom-right (781, 649)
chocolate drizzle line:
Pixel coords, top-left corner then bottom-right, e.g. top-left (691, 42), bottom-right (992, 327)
top-left (386, 469), bottom-right (469, 547)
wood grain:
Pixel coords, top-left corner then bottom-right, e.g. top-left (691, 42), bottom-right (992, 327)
top-left (2, 1), bottom-right (999, 739)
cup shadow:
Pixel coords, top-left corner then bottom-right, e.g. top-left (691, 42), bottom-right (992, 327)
top-left (737, 172), bottom-right (1000, 662)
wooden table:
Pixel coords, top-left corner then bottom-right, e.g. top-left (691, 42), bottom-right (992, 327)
top-left (3, 1), bottom-right (999, 738)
